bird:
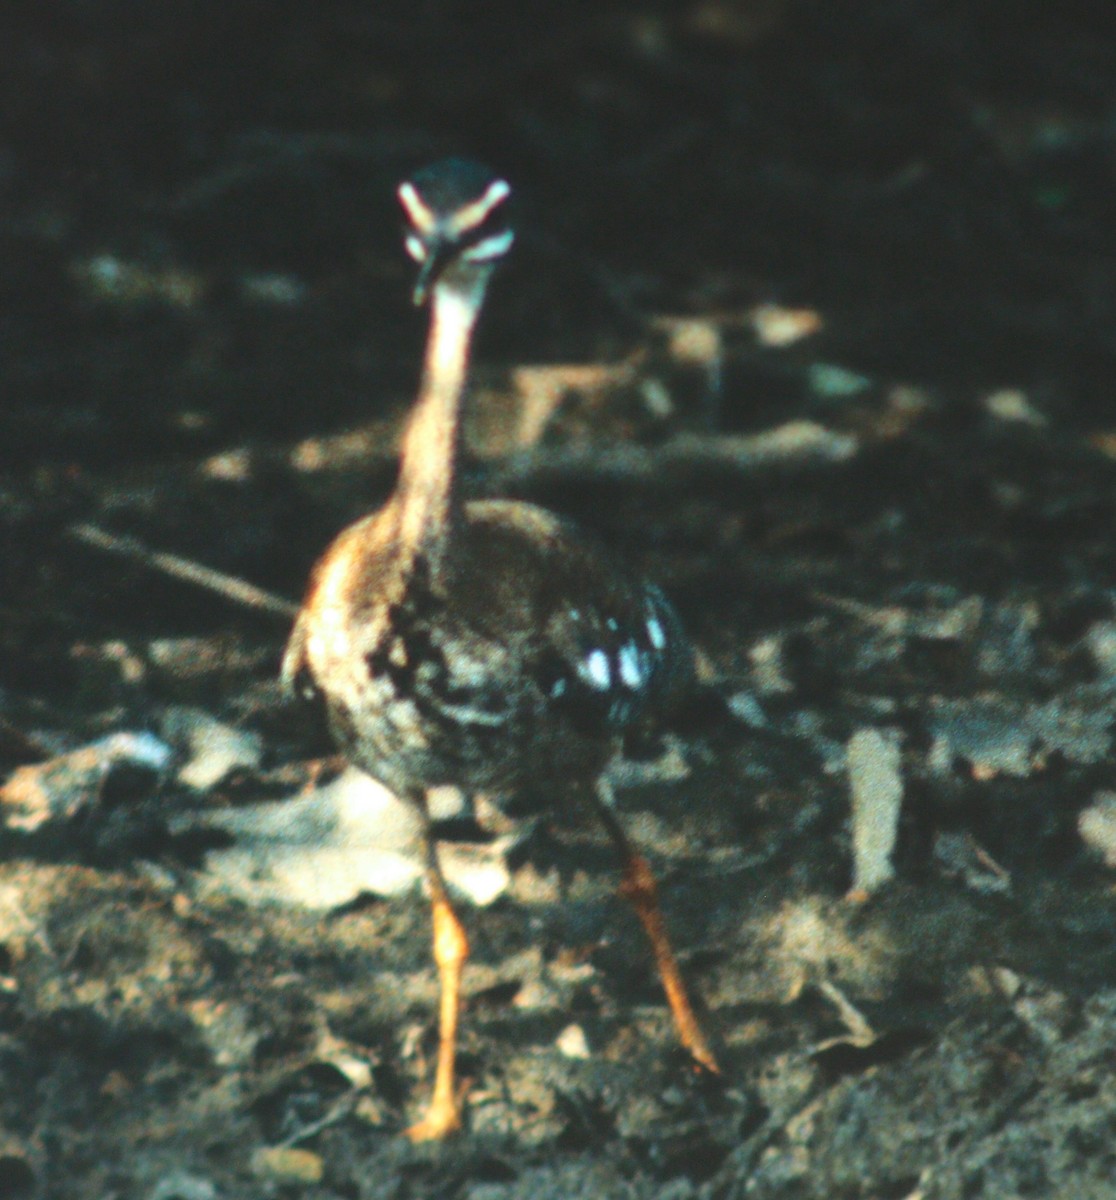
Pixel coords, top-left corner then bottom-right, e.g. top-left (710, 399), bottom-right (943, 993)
top-left (281, 158), bottom-right (718, 1141)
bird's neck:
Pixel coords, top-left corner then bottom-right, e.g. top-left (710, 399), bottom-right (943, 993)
top-left (394, 278), bottom-right (486, 568)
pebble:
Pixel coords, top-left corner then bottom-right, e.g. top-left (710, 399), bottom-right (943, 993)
top-left (555, 1023), bottom-right (591, 1059)
top-left (249, 1146), bottom-right (324, 1185)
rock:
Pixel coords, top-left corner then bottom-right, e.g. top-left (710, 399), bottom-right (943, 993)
top-left (0, 732), bottom-right (171, 831)
top-left (555, 1023), bottom-right (591, 1059)
top-left (1078, 792), bottom-right (1116, 867)
top-left (249, 1146), bottom-right (324, 1185)
top-left (182, 767), bottom-right (513, 909)
top-left (161, 707), bottom-right (263, 790)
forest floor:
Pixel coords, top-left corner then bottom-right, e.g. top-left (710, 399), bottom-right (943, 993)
top-left (3, 3), bottom-right (1116, 1197)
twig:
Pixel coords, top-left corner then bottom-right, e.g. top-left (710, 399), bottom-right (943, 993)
top-left (279, 1091), bottom-right (364, 1147)
top-left (65, 422), bottom-right (855, 621)
top-left (816, 978), bottom-right (876, 1044)
top-left (67, 522), bottom-right (298, 620)
top-left (483, 422), bottom-right (858, 493)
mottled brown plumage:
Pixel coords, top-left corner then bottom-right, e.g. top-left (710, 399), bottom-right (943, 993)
top-left (283, 159), bottom-right (717, 1140)
top-left (284, 498), bottom-right (689, 800)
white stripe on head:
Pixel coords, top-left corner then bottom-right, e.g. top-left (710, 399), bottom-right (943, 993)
top-left (461, 229), bottom-right (515, 262)
top-left (398, 181), bottom-right (437, 234)
top-left (450, 178), bottom-right (511, 235)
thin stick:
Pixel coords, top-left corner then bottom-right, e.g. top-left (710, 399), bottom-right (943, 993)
top-left (67, 522), bottom-right (298, 620)
top-left (484, 422), bottom-right (858, 494)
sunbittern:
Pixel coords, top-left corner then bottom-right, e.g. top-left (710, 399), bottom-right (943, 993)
top-left (282, 159), bottom-right (718, 1140)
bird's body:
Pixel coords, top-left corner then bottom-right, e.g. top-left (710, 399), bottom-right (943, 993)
top-left (283, 159), bottom-right (716, 1140)
top-left (285, 496), bottom-right (688, 799)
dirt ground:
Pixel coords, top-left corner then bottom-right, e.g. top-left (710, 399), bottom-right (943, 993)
top-left (4, 2), bottom-right (1116, 1197)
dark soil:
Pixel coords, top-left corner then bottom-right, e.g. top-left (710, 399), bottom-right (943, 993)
top-left (4, 3), bottom-right (1116, 1197)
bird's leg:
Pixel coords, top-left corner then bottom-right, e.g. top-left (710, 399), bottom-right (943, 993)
top-left (405, 793), bottom-right (471, 1142)
top-left (589, 779), bottom-right (719, 1074)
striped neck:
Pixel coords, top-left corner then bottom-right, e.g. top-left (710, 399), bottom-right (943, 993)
top-left (393, 274), bottom-right (489, 567)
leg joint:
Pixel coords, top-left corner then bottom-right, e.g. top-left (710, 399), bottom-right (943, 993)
top-left (431, 895), bottom-right (469, 967)
top-left (618, 852), bottom-right (659, 906)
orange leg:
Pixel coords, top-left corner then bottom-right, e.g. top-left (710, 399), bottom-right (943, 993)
top-left (591, 784), bottom-right (719, 1073)
top-left (405, 819), bottom-right (470, 1142)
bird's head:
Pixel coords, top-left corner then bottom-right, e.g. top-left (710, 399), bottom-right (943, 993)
top-left (397, 159), bottom-right (515, 306)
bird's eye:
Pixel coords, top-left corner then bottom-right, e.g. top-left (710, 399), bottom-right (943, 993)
top-left (404, 234), bottom-right (428, 262)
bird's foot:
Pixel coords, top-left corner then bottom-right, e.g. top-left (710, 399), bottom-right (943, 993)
top-left (688, 1040), bottom-right (721, 1076)
top-left (405, 1100), bottom-right (462, 1143)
